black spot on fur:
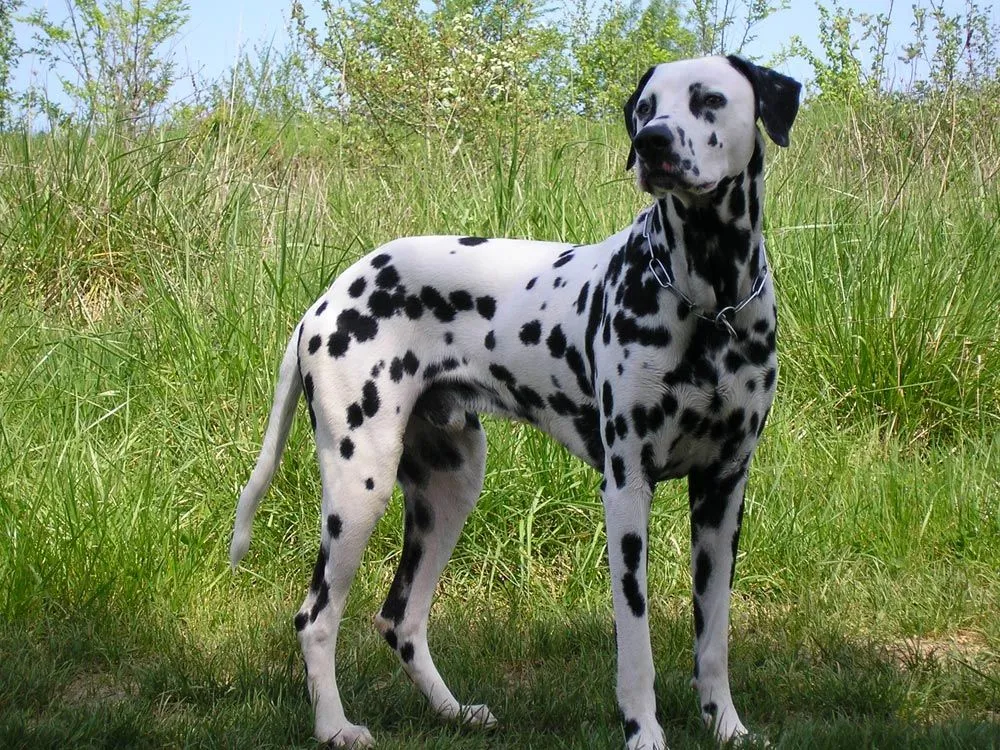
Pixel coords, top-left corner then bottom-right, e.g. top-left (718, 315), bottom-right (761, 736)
top-left (307, 335), bottom-right (322, 354)
top-left (484, 331), bottom-right (496, 350)
top-left (348, 277), bottom-right (366, 298)
top-left (449, 290), bottom-right (474, 311)
top-left (458, 236), bottom-right (487, 246)
top-left (338, 308), bottom-right (379, 342)
top-left (694, 549), bottom-right (712, 595)
top-left (546, 325), bottom-right (567, 358)
top-left (525, 277), bottom-right (538, 290)
top-left (340, 437), bottom-right (355, 459)
top-left (371, 253), bottom-right (391, 268)
top-left (315, 300), bottom-right (328, 316)
top-left (383, 629), bottom-right (398, 649)
top-left (621, 533), bottom-right (645, 617)
top-left (476, 295), bottom-right (496, 320)
top-left (622, 574), bottom-right (644, 617)
top-left (327, 331), bottom-right (350, 358)
top-left (362, 381), bottom-right (381, 417)
top-left (548, 392), bottom-right (578, 415)
top-left (575, 282), bottom-right (590, 314)
top-left (564, 346), bottom-right (594, 398)
top-left (624, 719), bottom-right (640, 740)
top-left (420, 286), bottom-right (457, 323)
top-left (413, 500), bottom-right (432, 532)
top-left (400, 641), bottom-right (415, 662)
top-left (375, 266), bottom-right (399, 288)
top-left (403, 351), bottom-right (419, 376)
top-left (404, 295), bottom-right (423, 319)
top-left (294, 611), bottom-right (308, 631)
top-left (694, 598), bottom-right (704, 637)
top-left (365, 477), bottom-right (375, 490)
top-left (327, 514), bottom-right (342, 539)
top-left (520, 320), bottom-right (542, 345)
top-left (611, 455), bottom-right (626, 489)
top-left (346, 403), bottom-right (364, 429)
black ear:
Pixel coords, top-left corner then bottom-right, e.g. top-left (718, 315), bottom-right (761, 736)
top-left (623, 66), bottom-right (656, 171)
top-left (726, 55), bottom-right (802, 147)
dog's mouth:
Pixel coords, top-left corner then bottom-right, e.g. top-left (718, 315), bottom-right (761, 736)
top-left (639, 159), bottom-right (716, 196)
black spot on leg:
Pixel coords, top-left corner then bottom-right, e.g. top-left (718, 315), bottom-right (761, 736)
top-left (327, 514), bottom-right (342, 539)
top-left (413, 500), bottom-right (432, 531)
top-left (694, 549), bottom-right (712, 595)
top-left (347, 403), bottom-right (364, 429)
top-left (624, 719), bottom-right (640, 740)
top-left (294, 612), bottom-right (308, 631)
top-left (703, 702), bottom-right (718, 718)
top-left (693, 598), bottom-right (704, 637)
top-left (309, 548), bottom-right (330, 623)
top-left (383, 629), bottom-right (398, 650)
top-left (620, 533), bottom-right (645, 617)
top-left (365, 477), bottom-right (375, 490)
top-left (611, 455), bottom-right (626, 489)
top-left (400, 642), bottom-right (415, 662)
top-left (340, 437), bottom-right (355, 459)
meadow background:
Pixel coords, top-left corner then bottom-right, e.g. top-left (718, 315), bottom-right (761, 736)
top-left (0, 1), bottom-right (998, 747)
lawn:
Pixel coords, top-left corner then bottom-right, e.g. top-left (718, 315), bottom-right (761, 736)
top-left (0, 102), bottom-right (997, 748)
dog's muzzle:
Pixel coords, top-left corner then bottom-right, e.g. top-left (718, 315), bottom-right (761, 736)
top-left (633, 124), bottom-right (687, 190)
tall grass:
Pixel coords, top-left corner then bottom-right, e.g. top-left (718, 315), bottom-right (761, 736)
top-left (0, 102), bottom-right (997, 747)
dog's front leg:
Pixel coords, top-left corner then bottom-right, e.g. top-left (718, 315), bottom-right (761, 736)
top-left (602, 466), bottom-right (665, 750)
top-left (688, 464), bottom-right (750, 742)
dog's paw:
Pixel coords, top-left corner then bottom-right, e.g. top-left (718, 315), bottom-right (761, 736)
top-left (624, 717), bottom-right (666, 750)
top-left (704, 703), bottom-right (748, 745)
top-left (457, 703), bottom-right (497, 728)
top-left (320, 723), bottom-right (374, 748)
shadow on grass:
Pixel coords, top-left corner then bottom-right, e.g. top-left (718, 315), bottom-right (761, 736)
top-left (0, 602), bottom-right (996, 749)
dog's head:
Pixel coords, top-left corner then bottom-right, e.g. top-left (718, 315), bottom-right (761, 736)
top-left (624, 56), bottom-right (801, 198)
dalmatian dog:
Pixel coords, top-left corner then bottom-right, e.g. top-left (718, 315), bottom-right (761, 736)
top-left (229, 55), bottom-right (800, 749)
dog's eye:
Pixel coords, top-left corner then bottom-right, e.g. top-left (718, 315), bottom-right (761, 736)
top-left (703, 93), bottom-right (727, 108)
top-left (635, 100), bottom-right (652, 118)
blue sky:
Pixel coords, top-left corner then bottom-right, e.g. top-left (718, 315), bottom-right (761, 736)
top-left (12, 0), bottom-right (995, 111)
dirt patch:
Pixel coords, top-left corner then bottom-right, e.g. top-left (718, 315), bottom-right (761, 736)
top-left (882, 629), bottom-right (995, 669)
top-left (60, 671), bottom-right (137, 708)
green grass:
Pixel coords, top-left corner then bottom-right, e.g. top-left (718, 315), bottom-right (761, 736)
top-left (0, 102), bottom-right (998, 748)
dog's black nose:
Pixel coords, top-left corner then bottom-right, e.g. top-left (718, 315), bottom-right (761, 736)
top-left (633, 125), bottom-right (676, 161)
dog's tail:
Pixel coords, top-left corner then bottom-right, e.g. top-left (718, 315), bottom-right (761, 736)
top-left (229, 329), bottom-right (303, 569)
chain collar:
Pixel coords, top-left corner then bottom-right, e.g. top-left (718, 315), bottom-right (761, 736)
top-left (642, 202), bottom-right (768, 338)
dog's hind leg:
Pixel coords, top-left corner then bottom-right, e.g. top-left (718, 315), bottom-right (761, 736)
top-left (374, 411), bottom-right (496, 728)
top-left (295, 415), bottom-right (403, 748)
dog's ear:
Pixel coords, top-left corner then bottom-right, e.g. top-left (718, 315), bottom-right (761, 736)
top-left (623, 66), bottom-right (656, 171)
top-left (726, 55), bottom-right (802, 147)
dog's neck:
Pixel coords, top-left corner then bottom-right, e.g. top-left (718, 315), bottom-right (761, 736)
top-left (641, 134), bottom-right (767, 312)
